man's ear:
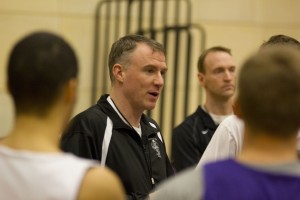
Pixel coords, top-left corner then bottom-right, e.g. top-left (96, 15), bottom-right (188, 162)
top-left (233, 98), bottom-right (243, 119)
top-left (197, 72), bottom-right (205, 87)
top-left (64, 78), bottom-right (78, 105)
top-left (113, 64), bottom-right (125, 83)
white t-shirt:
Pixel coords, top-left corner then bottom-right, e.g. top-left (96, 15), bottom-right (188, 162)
top-left (196, 115), bottom-right (300, 169)
top-left (0, 145), bottom-right (98, 200)
top-left (196, 115), bottom-right (244, 169)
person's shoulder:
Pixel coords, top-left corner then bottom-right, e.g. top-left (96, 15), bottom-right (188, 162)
top-left (61, 103), bottom-right (109, 140)
top-left (77, 103), bottom-right (106, 119)
top-left (218, 115), bottom-right (244, 131)
top-left (222, 115), bottom-right (242, 125)
top-left (68, 103), bottom-right (108, 128)
top-left (175, 107), bottom-right (207, 128)
top-left (78, 166), bottom-right (125, 200)
top-left (151, 167), bottom-right (202, 200)
top-left (172, 111), bottom-right (199, 136)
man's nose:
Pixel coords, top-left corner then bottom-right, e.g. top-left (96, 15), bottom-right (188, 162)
top-left (224, 70), bottom-right (233, 81)
top-left (154, 73), bottom-right (164, 87)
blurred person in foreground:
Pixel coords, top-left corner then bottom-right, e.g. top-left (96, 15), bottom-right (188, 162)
top-left (0, 32), bottom-right (124, 200)
top-left (197, 34), bottom-right (300, 168)
top-left (151, 45), bottom-right (300, 200)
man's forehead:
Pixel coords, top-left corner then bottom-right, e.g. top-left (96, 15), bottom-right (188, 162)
top-left (204, 52), bottom-right (234, 66)
top-left (134, 43), bottom-right (165, 55)
top-left (132, 44), bottom-right (165, 60)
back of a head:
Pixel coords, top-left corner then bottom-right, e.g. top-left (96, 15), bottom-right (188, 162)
top-left (260, 34), bottom-right (300, 49)
top-left (238, 46), bottom-right (300, 137)
top-left (8, 32), bottom-right (78, 116)
top-left (108, 34), bottom-right (165, 82)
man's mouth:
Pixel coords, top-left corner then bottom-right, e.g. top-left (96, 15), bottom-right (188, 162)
top-left (223, 85), bottom-right (234, 89)
top-left (149, 92), bottom-right (159, 97)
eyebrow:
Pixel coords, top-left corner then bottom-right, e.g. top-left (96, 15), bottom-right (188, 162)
top-left (144, 64), bottom-right (168, 70)
top-left (214, 65), bottom-right (236, 69)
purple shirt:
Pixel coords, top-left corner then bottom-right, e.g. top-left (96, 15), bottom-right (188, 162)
top-left (203, 159), bottom-right (300, 200)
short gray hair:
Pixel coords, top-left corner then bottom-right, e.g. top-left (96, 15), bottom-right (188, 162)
top-left (108, 35), bottom-right (165, 82)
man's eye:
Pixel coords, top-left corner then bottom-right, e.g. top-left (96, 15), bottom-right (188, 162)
top-left (214, 69), bottom-right (223, 74)
top-left (229, 67), bottom-right (236, 73)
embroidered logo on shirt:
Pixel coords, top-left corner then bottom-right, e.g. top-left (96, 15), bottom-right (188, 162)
top-left (151, 139), bottom-right (162, 158)
top-left (202, 129), bottom-right (209, 134)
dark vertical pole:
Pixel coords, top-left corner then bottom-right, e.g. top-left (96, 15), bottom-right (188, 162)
top-left (174, 0), bottom-right (180, 24)
top-left (136, 0), bottom-right (144, 35)
top-left (184, 30), bottom-right (192, 117)
top-left (101, 1), bottom-right (112, 94)
top-left (146, 0), bottom-right (156, 117)
top-left (92, 1), bottom-right (104, 105)
top-left (126, 0), bottom-right (133, 34)
top-left (114, 0), bottom-right (121, 40)
top-left (162, 0), bottom-right (168, 26)
top-left (184, 0), bottom-right (193, 113)
top-left (149, 0), bottom-right (156, 39)
top-left (193, 24), bottom-right (207, 106)
top-left (170, 0), bottom-right (181, 131)
top-left (171, 29), bottom-right (180, 131)
top-left (159, 0), bottom-right (169, 127)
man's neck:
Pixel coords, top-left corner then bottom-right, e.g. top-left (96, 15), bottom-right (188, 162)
top-left (237, 127), bottom-right (298, 165)
top-left (109, 92), bottom-right (142, 127)
top-left (204, 95), bottom-right (233, 115)
top-left (1, 115), bottom-right (62, 152)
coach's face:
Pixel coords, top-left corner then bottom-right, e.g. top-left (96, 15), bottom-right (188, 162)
top-left (121, 43), bottom-right (167, 113)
